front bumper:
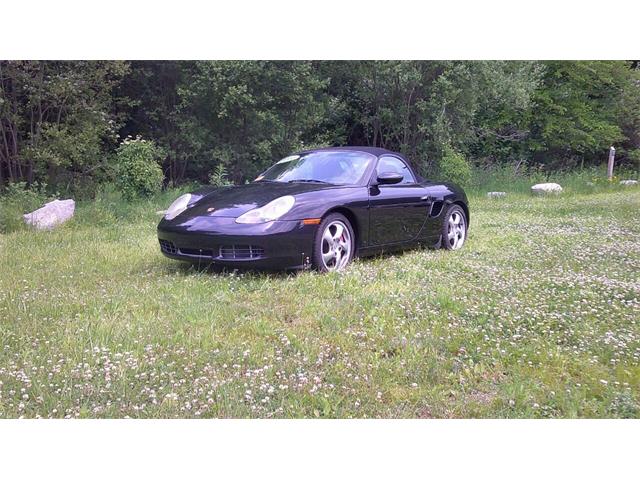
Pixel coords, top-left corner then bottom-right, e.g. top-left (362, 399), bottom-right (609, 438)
top-left (157, 216), bottom-right (316, 270)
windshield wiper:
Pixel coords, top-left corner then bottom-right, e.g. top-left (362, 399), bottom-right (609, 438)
top-left (287, 179), bottom-right (333, 184)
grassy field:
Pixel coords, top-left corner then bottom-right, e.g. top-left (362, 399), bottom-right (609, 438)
top-left (1, 184), bottom-right (639, 418)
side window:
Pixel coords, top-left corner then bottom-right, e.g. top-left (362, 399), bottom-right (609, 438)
top-left (376, 156), bottom-right (415, 184)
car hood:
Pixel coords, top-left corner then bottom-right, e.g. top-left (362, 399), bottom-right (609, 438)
top-left (182, 182), bottom-right (334, 218)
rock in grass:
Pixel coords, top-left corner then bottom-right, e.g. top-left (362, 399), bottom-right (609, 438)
top-left (620, 179), bottom-right (638, 186)
top-left (487, 191), bottom-right (506, 198)
top-left (23, 199), bottom-right (75, 230)
top-left (531, 183), bottom-right (563, 195)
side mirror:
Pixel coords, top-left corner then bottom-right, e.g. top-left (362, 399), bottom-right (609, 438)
top-left (377, 171), bottom-right (403, 185)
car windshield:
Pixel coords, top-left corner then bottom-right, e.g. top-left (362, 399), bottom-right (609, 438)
top-left (256, 151), bottom-right (374, 185)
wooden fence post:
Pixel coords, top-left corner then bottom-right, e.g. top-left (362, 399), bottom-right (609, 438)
top-left (607, 146), bottom-right (616, 181)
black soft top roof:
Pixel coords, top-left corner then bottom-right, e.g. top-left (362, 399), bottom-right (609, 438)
top-left (296, 146), bottom-right (424, 182)
top-left (298, 145), bottom-right (402, 158)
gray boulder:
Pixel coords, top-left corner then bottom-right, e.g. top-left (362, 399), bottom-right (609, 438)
top-left (620, 180), bottom-right (638, 186)
top-left (487, 191), bottom-right (506, 198)
top-left (23, 199), bottom-right (75, 230)
top-left (531, 183), bottom-right (563, 195)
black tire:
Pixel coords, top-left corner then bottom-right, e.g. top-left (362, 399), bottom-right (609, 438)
top-left (441, 204), bottom-right (467, 250)
top-left (312, 213), bottom-right (355, 272)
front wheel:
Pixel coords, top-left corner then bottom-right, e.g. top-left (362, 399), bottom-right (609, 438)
top-left (441, 204), bottom-right (467, 250)
top-left (312, 213), bottom-right (355, 272)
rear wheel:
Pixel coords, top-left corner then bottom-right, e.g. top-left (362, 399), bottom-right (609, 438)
top-left (313, 213), bottom-right (355, 272)
top-left (441, 204), bottom-right (467, 250)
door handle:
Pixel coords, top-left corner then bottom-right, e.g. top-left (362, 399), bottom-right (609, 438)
top-left (420, 195), bottom-right (433, 203)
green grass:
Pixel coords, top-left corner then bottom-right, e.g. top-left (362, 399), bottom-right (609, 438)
top-left (1, 184), bottom-right (639, 418)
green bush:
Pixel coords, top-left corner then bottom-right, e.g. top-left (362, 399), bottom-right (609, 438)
top-left (113, 137), bottom-right (165, 199)
top-left (438, 146), bottom-right (472, 188)
top-left (0, 182), bottom-right (52, 233)
top-left (208, 164), bottom-right (233, 187)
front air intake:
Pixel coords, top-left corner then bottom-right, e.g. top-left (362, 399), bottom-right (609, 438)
top-left (219, 245), bottom-right (265, 259)
top-left (159, 239), bottom-right (178, 254)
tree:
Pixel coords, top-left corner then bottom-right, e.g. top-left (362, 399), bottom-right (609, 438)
top-left (317, 61), bottom-right (543, 175)
top-left (3, 60), bottom-right (638, 193)
top-left (175, 61), bottom-right (329, 183)
top-left (528, 61), bottom-right (639, 169)
top-left (117, 61), bottom-right (186, 184)
top-left (0, 61), bottom-right (129, 191)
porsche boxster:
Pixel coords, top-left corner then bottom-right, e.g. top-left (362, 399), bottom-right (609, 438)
top-left (157, 147), bottom-right (469, 272)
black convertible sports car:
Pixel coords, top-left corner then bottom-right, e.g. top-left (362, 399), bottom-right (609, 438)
top-left (157, 147), bottom-right (469, 272)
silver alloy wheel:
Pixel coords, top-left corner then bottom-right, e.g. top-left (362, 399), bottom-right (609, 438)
top-left (447, 211), bottom-right (466, 249)
top-left (321, 220), bottom-right (352, 271)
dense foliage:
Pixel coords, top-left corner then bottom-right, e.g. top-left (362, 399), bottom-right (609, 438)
top-left (0, 61), bottom-right (129, 192)
top-left (1, 61), bottom-right (639, 195)
top-left (437, 145), bottom-right (472, 187)
top-left (113, 137), bottom-right (165, 199)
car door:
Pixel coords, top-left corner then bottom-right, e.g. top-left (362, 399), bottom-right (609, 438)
top-left (368, 155), bottom-right (430, 246)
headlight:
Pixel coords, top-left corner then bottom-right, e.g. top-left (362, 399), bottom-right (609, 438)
top-left (236, 196), bottom-right (295, 224)
top-left (164, 193), bottom-right (192, 220)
